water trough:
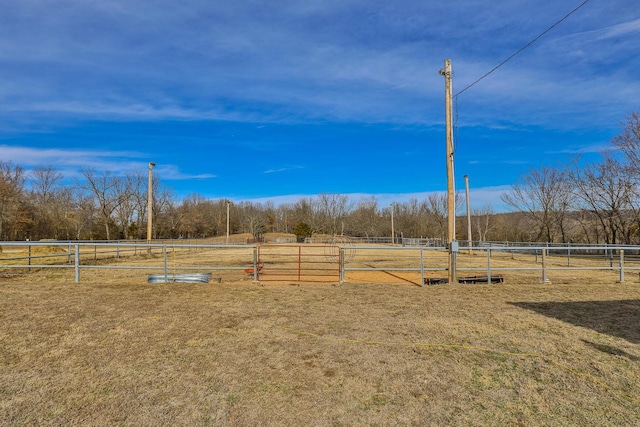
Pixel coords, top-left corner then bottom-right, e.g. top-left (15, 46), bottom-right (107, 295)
top-left (147, 273), bottom-right (219, 284)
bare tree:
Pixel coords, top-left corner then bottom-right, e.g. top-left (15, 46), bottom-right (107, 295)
top-left (262, 201), bottom-right (277, 234)
top-left (425, 193), bottom-right (449, 240)
top-left (29, 166), bottom-right (64, 239)
top-left (347, 196), bottom-right (381, 237)
top-left (569, 154), bottom-right (636, 244)
top-left (154, 186), bottom-right (179, 238)
top-left (275, 204), bottom-right (291, 234)
top-left (394, 199), bottom-right (425, 238)
top-left (238, 201), bottom-right (265, 238)
top-left (69, 190), bottom-right (97, 240)
top-left (609, 111), bottom-right (640, 243)
top-left (51, 187), bottom-right (76, 240)
top-left (501, 165), bottom-right (574, 242)
top-left (472, 203), bottom-right (496, 242)
top-left (31, 166), bottom-right (63, 204)
top-left (78, 168), bottom-right (132, 240)
top-left (176, 194), bottom-right (210, 238)
top-left (611, 112), bottom-right (640, 173)
top-left (112, 171), bottom-right (149, 239)
top-left (0, 162), bottom-right (26, 240)
top-left (290, 197), bottom-right (319, 235)
top-left (316, 193), bottom-right (353, 236)
top-left (398, 193), bottom-right (462, 240)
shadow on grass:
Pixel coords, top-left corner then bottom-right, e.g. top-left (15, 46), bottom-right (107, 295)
top-left (581, 339), bottom-right (639, 361)
top-left (364, 264), bottom-right (422, 287)
top-left (510, 300), bottom-right (640, 344)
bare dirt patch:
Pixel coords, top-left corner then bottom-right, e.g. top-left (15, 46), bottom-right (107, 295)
top-left (1, 271), bottom-right (639, 426)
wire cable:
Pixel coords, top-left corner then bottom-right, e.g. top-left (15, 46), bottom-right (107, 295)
top-left (454, 0), bottom-right (591, 98)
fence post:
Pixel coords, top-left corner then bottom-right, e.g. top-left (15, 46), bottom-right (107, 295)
top-left (420, 247), bottom-right (425, 287)
top-left (117, 241), bottom-right (120, 259)
top-left (619, 249), bottom-right (625, 283)
top-left (486, 248), bottom-right (492, 284)
top-left (542, 249), bottom-right (549, 283)
top-left (298, 245), bottom-right (302, 282)
top-left (253, 247), bottom-right (259, 282)
top-left (75, 244), bottom-right (80, 283)
top-left (28, 244), bottom-right (31, 272)
top-left (68, 243), bottom-right (72, 264)
top-left (567, 243), bottom-right (571, 267)
top-left (339, 248), bottom-right (345, 284)
top-left (163, 245), bottom-right (168, 283)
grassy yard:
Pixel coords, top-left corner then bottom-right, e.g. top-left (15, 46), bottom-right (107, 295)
top-left (1, 269), bottom-right (639, 425)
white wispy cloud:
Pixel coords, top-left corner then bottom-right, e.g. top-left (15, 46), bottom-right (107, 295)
top-left (263, 166), bottom-right (304, 174)
top-left (1, 0), bottom-right (637, 129)
top-left (1, 101), bottom-right (274, 123)
top-left (0, 0), bottom-right (638, 203)
top-left (544, 142), bottom-right (613, 155)
top-left (570, 17), bottom-right (640, 42)
top-left (0, 144), bottom-right (212, 180)
top-left (0, 145), bottom-right (143, 166)
top-left (155, 164), bottom-right (217, 180)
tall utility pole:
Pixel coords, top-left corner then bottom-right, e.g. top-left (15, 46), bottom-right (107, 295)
top-left (464, 174), bottom-right (472, 254)
top-left (147, 161), bottom-right (156, 254)
top-left (440, 59), bottom-right (457, 283)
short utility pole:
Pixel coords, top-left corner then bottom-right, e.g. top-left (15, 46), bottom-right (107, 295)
top-left (440, 59), bottom-right (457, 284)
top-left (390, 203), bottom-right (395, 245)
top-left (226, 201), bottom-right (232, 244)
top-left (147, 161), bottom-right (156, 255)
top-left (464, 174), bottom-right (472, 255)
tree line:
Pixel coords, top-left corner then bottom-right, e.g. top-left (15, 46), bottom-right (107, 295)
top-left (0, 112), bottom-right (637, 244)
top-left (501, 112), bottom-right (640, 244)
top-left (0, 166), bottom-right (467, 242)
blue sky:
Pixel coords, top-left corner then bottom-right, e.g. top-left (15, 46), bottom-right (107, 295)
top-left (1, 0), bottom-right (638, 211)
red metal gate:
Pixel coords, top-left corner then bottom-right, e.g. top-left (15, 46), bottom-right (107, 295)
top-left (257, 244), bottom-right (341, 282)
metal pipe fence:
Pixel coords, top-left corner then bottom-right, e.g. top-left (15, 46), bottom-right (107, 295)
top-left (0, 241), bottom-right (258, 283)
top-left (1, 240), bottom-right (639, 285)
top-left (340, 244), bottom-right (640, 286)
top-left (305, 236), bottom-right (445, 246)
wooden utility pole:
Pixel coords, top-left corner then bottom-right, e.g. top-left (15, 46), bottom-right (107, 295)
top-left (440, 59), bottom-right (457, 283)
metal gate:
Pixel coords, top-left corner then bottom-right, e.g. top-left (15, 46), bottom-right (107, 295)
top-left (257, 244), bottom-right (341, 282)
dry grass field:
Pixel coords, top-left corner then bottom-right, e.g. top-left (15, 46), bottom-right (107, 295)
top-left (1, 247), bottom-right (640, 426)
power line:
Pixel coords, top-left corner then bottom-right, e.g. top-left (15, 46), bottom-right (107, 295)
top-left (454, 0), bottom-right (591, 98)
